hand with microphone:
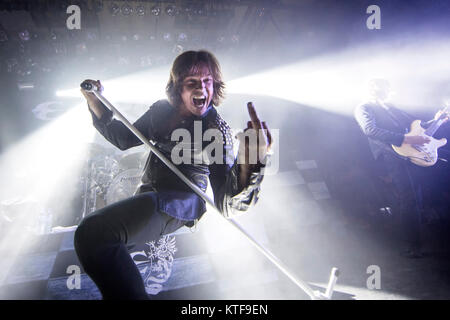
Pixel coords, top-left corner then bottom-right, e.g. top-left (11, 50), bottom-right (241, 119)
top-left (80, 79), bottom-right (106, 119)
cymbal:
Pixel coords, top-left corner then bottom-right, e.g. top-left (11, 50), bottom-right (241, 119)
top-left (106, 168), bottom-right (142, 205)
top-left (119, 152), bottom-right (147, 169)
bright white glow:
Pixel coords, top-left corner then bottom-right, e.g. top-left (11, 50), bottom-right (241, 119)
top-left (56, 67), bottom-right (168, 105)
top-left (0, 105), bottom-right (95, 287)
top-left (193, 202), bottom-right (278, 298)
top-left (0, 105), bottom-right (94, 200)
top-left (227, 39), bottom-right (450, 115)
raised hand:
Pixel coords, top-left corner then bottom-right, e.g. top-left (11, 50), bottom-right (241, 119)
top-left (236, 102), bottom-right (273, 187)
top-left (80, 79), bottom-right (105, 119)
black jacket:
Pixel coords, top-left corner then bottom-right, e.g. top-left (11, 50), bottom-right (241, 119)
top-left (90, 99), bottom-right (265, 221)
top-left (354, 102), bottom-right (417, 160)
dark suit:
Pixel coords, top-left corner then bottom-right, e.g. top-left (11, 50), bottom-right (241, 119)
top-left (354, 101), bottom-right (425, 251)
top-left (354, 102), bottom-right (412, 160)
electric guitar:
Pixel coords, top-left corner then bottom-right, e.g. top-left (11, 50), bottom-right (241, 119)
top-left (392, 107), bottom-right (449, 167)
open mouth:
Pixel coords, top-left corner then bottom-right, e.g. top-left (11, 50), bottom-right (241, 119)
top-left (192, 95), bottom-right (206, 108)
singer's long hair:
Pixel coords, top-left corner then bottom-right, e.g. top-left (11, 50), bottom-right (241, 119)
top-left (166, 50), bottom-right (225, 107)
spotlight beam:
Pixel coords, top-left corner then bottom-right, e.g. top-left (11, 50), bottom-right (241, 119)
top-left (227, 38), bottom-right (450, 115)
top-left (0, 105), bottom-right (95, 289)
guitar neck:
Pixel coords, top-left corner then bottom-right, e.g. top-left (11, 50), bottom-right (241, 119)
top-left (425, 118), bottom-right (445, 137)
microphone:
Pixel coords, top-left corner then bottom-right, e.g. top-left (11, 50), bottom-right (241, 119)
top-left (80, 81), bottom-right (95, 92)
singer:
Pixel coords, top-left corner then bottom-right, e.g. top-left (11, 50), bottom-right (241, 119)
top-left (74, 50), bottom-right (272, 299)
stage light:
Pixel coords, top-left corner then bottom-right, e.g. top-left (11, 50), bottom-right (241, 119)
top-left (16, 67), bottom-right (32, 77)
top-left (165, 5), bottom-right (176, 16)
top-left (163, 32), bottom-right (172, 42)
top-left (258, 7), bottom-right (265, 17)
top-left (178, 33), bottom-right (187, 42)
top-left (231, 34), bottom-right (239, 44)
top-left (140, 55), bottom-right (153, 67)
top-left (172, 44), bottom-right (183, 55)
top-left (194, 7), bottom-right (205, 16)
top-left (110, 2), bottom-right (120, 16)
top-left (121, 4), bottom-right (132, 16)
top-left (118, 56), bottom-right (130, 65)
top-left (5, 58), bottom-right (18, 73)
top-left (18, 30), bottom-right (30, 41)
top-left (41, 66), bottom-right (51, 73)
top-left (136, 5), bottom-right (145, 16)
top-left (182, 6), bottom-right (192, 15)
top-left (17, 82), bottom-right (34, 90)
top-left (86, 31), bottom-right (98, 41)
top-left (76, 43), bottom-right (87, 54)
top-left (151, 5), bottom-right (161, 16)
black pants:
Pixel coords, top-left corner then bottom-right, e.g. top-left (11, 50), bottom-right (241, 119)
top-left (378, 154), bottom-right (422, 249)
top-left (74, 192), bottom-right (187, 300)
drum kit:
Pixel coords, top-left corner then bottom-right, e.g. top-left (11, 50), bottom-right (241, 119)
top-left (80, 143), bottom-right (148, 220)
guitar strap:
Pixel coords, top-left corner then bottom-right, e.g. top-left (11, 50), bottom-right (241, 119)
top-left (378, 101), bottom-right (407, 133)
top-left (377, 101), bottom-right (410, 162)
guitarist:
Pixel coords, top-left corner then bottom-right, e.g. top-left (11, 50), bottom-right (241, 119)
top-left (354, 78), bottom-right (448, 258)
